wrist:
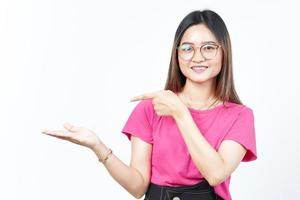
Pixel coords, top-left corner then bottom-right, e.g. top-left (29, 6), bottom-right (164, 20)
top-left (91, 141), bottom-right (109, 159)
top-left (90, 137), bottom-right (105, 150)
top-left (173, 105), bottom-right (190, 121)
top-left (99, 148), bottom-right (113, 164)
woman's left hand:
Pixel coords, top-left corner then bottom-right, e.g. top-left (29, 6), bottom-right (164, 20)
top-left (130, 90), bottom-right (187, 119)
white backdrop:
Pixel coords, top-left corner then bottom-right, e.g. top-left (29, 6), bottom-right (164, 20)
top-left (1, 0), bottom-right (299, 199)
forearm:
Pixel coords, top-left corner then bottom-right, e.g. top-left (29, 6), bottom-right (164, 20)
top-left (91, 141), bottom-right (146, 199)
top-left (174, 109), bottom-right (224, 186)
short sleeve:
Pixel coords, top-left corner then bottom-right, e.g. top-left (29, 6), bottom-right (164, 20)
top-left (223, 106), bottom-right (257, 162)
top-left (121, 99), bottom-right (154, 144)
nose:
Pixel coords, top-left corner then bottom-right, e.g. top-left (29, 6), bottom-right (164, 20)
top-left (192, 47), bottom-right (205, 62)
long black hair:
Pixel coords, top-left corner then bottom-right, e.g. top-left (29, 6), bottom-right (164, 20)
top-left (164, 9), bottom-right (242, 105)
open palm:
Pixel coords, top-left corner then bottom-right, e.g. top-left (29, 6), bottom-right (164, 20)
top-left (41, 122), bottom-right (100, 149)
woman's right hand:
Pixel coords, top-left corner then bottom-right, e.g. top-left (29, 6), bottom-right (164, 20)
top-left (41, 122), bottom-right (102, 150)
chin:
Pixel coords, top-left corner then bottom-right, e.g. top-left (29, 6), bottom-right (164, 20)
top-left (187, 77), bottom-right (210, 83)
top-left (188, 74), bottom-right (216, 83)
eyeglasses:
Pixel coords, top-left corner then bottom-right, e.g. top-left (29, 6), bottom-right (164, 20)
top-left (177, 43), bottom-right (222, 61)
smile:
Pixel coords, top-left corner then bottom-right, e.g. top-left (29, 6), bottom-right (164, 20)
top-left (190, 66), bottom-right (208, 73)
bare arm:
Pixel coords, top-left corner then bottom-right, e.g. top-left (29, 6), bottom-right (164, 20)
top-left (92, 136), bottom-right (152, 199)
top-left (42, 123), bottom-right (152, 199)
top-left (174, 109), bottom-right (247, 186)
top-left (129, 90), bottom-right (247, 187)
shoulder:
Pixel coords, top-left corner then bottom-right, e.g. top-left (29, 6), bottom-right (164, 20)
top-left (134, 99), bottom-right (154, 111)
top-left (131, 99), bottom-right (155, 121)
top-left (223, 102), bottom-right (254, 118)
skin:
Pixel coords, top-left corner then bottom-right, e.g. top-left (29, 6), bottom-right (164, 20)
top-left (41, 24), bottom-right (247, 199)
top-left (177, 23), bottom-right (223, 109)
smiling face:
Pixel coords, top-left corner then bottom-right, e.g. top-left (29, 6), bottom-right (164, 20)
top-left (178, 24), bottom-right (223, 84)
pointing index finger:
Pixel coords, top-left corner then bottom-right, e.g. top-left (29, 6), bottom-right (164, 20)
top-left (130, 92), bottom-right (157, 102)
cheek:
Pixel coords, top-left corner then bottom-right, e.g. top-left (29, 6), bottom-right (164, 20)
top-left (178, 57), bottom-right (189, 71)
top-left (212, 51), bottom-right (223, 69)
top-left (206, 53), bottom-right (222, 76)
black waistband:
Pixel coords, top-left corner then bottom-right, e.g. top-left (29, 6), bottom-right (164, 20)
top-left (145, 179), bottom-right (224, 200)
top-left (148, 178), bottom-right (210, 191)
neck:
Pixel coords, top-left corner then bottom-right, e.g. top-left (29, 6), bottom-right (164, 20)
top-left (179, 78), bottom-right (219, 109)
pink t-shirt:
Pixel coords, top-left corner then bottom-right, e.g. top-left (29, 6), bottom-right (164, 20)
top-left (121, 98), bottom-right (257, 200)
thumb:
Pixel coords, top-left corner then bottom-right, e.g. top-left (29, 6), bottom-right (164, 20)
top-left (63, 122), bottom-right (81, 132)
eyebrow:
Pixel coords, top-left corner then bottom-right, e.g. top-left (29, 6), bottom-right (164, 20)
top-left (181, 41), bottom-right (218, 45)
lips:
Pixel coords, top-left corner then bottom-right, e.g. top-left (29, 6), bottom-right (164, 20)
top-left (190, 65), bottom-right (208, 69)
top-left (190, 65), bottom-right (208, 74)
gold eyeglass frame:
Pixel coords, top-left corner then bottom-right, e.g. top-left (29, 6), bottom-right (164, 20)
top-left (176, 43), bottom-right (222, 61)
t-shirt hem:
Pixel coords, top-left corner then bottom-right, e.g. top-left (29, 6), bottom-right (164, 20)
top-left (121, 130), bottom-right (153, 144)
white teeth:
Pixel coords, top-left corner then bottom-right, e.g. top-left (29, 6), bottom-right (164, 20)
top-left (191, 66), bottom-right (207, 69)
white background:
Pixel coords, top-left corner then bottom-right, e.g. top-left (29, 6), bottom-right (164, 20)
top-left (0, 0), bottom-right (299, 199)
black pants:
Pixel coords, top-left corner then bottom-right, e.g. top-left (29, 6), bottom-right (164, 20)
top-left (144, 179), bottom-right (224, 200)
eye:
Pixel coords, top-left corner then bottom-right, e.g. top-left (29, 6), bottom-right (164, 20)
top-left (202, 44), bottom-right (217, 51)
top-left (179, 44), bottom-right (193, 51)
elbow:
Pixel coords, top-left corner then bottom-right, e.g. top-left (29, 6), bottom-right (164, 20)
top-left (134, 193), bottom-right (145, 199)
top-left (207, 177), bottom-right (221, 187)
top-left (131, 181), bottom-right (149, 199)
top-left (129, 167), bottom-right (150, 199)
top-left (207, 170), bottom-right (226, 187)
top-left (132, 188), bottom-right (147, 199)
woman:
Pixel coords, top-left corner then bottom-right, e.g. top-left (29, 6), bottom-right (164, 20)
top-left (42, 9), bottom-right (257, 200)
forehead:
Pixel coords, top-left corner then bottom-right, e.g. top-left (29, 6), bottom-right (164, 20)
top-left (180, 24), bottom-right (218, 45)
